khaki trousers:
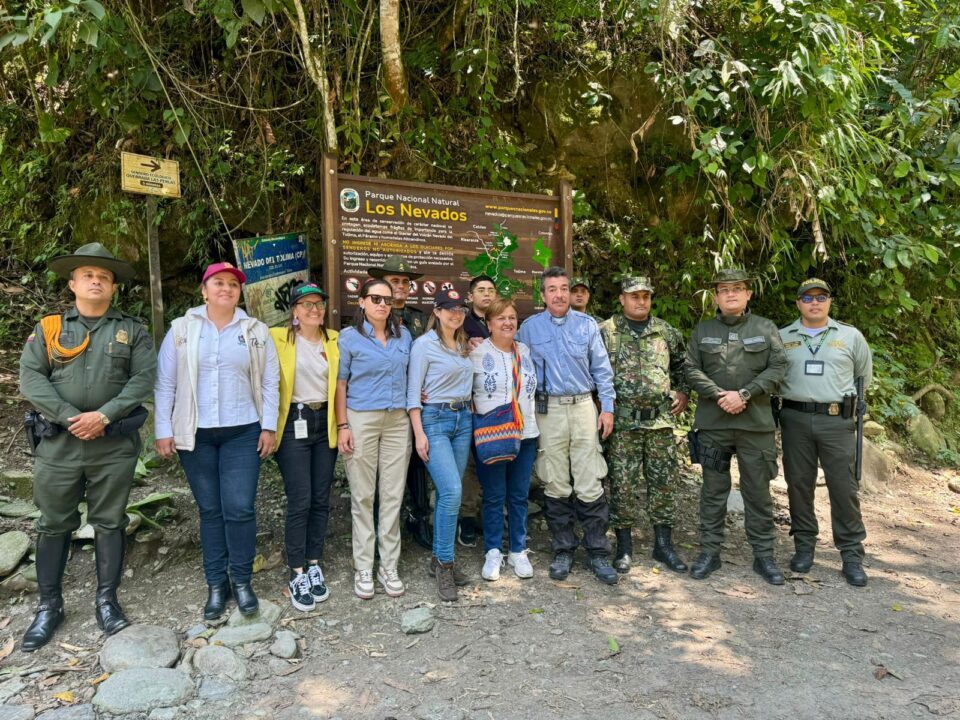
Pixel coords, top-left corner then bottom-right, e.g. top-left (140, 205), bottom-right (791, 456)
top-left (345, 409), bottom-right (411, 571)
top-left (535, 398), bottom-right (607, 503)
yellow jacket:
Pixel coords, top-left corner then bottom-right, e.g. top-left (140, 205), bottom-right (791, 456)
top-left (269, 326), bottom-right (339, 449)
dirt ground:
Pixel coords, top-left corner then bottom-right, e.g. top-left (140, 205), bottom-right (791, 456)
top-left (0, 390), bottom-right (958, 719)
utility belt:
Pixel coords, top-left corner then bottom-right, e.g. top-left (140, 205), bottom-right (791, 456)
top-left (24, 405), bottom-right (149, 454)
top-left (615, 395), bottom-right (671, 423)
top-left (782, 397), bottom-right (856, 419)
top-left (686, 429), bottom-right (734, 472)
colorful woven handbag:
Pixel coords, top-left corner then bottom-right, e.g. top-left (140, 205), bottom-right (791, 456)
top-left (473, 344), bottom-right (525, 465)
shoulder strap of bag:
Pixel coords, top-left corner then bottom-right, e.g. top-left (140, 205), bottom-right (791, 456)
top-left (511, 343), bottom-right (524, 432)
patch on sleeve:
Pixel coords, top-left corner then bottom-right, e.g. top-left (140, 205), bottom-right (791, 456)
top-left (783, 340), bottom-right (802, 350)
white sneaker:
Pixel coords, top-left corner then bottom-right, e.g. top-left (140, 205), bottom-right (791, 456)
top-left (482, 548), bottom-right (504, 581)
top-left (376, 567), bottom-right (405, 597)
top-left (508, 550), bottom-right (534, 579)
top-left (354, 569), bottom-right (374, 600)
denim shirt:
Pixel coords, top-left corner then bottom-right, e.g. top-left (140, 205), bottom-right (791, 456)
top-left (337, 321), bottom-right (411, 411)
top-left (406, 330), bottom-right (474, 410)
top-left (517, 309), bottom-right (615, 413)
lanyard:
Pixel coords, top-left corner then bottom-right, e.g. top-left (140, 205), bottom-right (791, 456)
top-left (799, 327), bottom-right (831, 357)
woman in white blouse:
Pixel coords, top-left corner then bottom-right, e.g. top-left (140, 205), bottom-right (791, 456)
top-left (470, 297), bottom-right (539, 581)
top-left (154, 262), bottom-right (279, 620)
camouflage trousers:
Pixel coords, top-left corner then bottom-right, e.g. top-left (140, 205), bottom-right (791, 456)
top-left (605, 426), bottom-right (678, 529)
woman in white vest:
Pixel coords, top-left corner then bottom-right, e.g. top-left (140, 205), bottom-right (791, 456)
top-left (154, 262), bottom-right (280, 620)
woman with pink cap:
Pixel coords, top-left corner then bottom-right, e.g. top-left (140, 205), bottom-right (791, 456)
top-left (154, 262), bottom-right (280, 620)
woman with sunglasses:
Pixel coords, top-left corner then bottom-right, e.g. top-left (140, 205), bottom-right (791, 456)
top-left (270, 281), bottom-right (339, 611)
top-left (336, 278), bottom-right (412, 599)
top-left (406, 288), bottom-right (475, 601)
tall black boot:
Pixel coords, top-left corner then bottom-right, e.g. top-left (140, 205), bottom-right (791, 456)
top-left (652, 525), bottom-right (688, 573)
top-left (613, 528), bottom-right (633, 574)
top-left (94, 530), bottom-right (130, 636)
top-left (575, 497), bottom-right (617, 585)
top-left (22, 534), bottom-right (70, 652)
top-left (543, 496), bottom-right (578, 580)
top-left (404, 455), bottom-right (433, 551)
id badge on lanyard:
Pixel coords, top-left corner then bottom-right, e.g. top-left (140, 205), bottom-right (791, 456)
top-left (293, 403), bottom-right (308, 439)
top-left (804, 360), bottom-right (825, 376)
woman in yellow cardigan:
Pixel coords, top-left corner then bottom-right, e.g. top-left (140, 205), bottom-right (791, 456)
top-left (270, 281), bottom-right (339, 612)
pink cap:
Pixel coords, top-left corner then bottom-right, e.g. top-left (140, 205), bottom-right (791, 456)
top-left (201, 261), bottom-right (247, 285)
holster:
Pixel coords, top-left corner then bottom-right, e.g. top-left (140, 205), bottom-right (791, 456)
top-left (841, 394), bottom-right (856, 419)
top-left (702, 444), bottom-right (735, 472)
top-left (105, 405), bottom-right (149, 437)
top-left (771, 395), bottom-right (782, 428)
top-left (687, 430), bottom-right (702, 465)
top-left (24, 411), bottom-right (62, 454)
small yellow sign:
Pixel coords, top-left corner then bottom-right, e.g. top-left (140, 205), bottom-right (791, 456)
top-left (120, 152), bottom-right (181, 198)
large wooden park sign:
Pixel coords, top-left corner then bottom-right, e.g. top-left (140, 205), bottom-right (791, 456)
top-left (321, 154), bottom-right (573, 329)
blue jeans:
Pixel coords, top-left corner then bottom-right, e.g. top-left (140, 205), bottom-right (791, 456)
top-left (274, 404), bottom-right (338, 568)
top-left (477, 438), bottom-right (537, 553)
top-left (421, 405), bottom-right (472, 563)
top-left (179, 423), bottom-right (261, 585)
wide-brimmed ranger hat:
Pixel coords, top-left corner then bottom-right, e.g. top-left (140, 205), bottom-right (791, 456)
top-left (367, 255), bottom-right (424, 280)
top-left (797, 278), bottom-right (831, 296)
top-left (435, 288), bottom-right (467, 309)
top-left (621, 276), bottom-right (655, 294)
top-left (290, 280), bottom-right (329, 304)
top-left (202, 261), bottom-right (247, 285)
top-left (49, 242), bottom-right (135, 283)
top-left (709, 268), bottom-right (755, 287)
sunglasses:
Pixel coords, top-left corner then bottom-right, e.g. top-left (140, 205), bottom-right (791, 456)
top-left (297, 300), bottom-right (325, 311)
top-left (800, 294), bottom-right (831, 304)
top-left (363, 294), bottom-right (393, 305)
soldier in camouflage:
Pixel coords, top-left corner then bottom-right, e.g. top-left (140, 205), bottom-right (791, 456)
top-left (599, 277), bottom-right (690, 574)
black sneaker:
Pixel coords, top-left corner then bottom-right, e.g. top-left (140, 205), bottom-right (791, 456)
top-left (306, 563), bottom-right (330, 603)
top-left (288, 570), bottom-right (316, 612)
top-left (457, 517), bottom-right (478, 547)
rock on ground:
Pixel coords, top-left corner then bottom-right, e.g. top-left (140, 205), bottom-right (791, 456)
top-left (0, 705), bottom-right (35, 720)
top-left (73, 513), bottom-right (140, 541)
top-left (0, 679), bottom-right (25, 704)
top-left (99, 624), bottom-right (180, 672)
top-left (93, 668), bottom-right (194, 714)
top-left (198, 678), bottom-right (235, 701)
top-left (226, 599), bottom-right (282, 627)
top-left (35, 705), bottom-right (95, 720)
top-left (0, 532), bottom-right (30, 576)
top-left (726, 489), bottom-right (744, 514)
top-left (862, 420), bottom-right (884, 439)
top-left (908, 413), bottom-right (945, 457)
top-left (212, 623), bottom-right (273, 647)
top-left (401, 608), bottom-right (435, 634)
top-left (0, 502), bottom-right (39, 519)
top-left (270, 630), bottom-right (299, 659)
top-left (193, 645), bottom-right (248, 681)
top-left (862, 439), bottom-right (897, 493)
top-left (148, 707), bottom-right (179, 720)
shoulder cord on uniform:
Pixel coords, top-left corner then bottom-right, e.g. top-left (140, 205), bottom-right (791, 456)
top-left (40, 315), bottom-right (89, 365)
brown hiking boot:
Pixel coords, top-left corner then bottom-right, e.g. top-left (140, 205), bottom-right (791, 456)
top-left (428, 555), bottom-right (470, 586)
top-left (435, 560), bottom-right (458, 602)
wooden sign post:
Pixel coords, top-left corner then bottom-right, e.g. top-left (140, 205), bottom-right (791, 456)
top-left (119, 152), bottom-right (181, 348)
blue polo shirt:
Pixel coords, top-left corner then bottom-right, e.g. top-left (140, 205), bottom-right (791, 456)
top-left (337, 322), bottom-right (412, 411)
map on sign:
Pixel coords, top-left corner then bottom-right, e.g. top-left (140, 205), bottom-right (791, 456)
top-left (120, 152), bottom-right (181, 198)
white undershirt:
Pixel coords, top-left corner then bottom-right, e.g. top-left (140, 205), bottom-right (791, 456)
top-left (291, 334), bottom-right (329, 404)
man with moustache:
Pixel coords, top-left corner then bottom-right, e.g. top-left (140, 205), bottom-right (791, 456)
top-left (517, 266), bottom-right (618, 585)
top-left (599, 276), bottom-right (690, 574)
top-left (684, 269), bottom-right (787, 585)
top-left (778, 279), bottom-right (872, 586)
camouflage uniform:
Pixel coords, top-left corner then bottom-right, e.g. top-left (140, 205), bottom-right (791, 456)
top-left (600, 314), bottom-right (688, 528)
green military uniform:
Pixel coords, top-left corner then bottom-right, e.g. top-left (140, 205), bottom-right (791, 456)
top-left (684, 273), bottom-right (787, 564)
top-left (600, 313), bottom-right (688, 528)
top-left (778, 280), bottom-right (872, 573)
top-left (19, 243), bottom-right (157, 652)
top-left (396, 305), bottom-right (425, 340)
top-left (21, 306), bottom-right (157, 533)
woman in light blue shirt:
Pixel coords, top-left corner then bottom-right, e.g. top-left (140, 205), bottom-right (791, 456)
top-left (407, 288), bottom-right (475, 602)
top-left (335, 278), bottom-right (412, 600)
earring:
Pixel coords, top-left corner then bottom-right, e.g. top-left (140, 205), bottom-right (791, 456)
top-left (292, 317), bottom-right (300, 327)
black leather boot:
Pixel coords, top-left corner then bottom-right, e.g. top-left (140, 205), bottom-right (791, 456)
top-left (790, 549), bottom-right (814, 573)
top-left (94, 530), bottom-right (130, 635)
top-left (752, 556), bottom-right (785, 586)
top-left (232, 582), bottom-right (259, 615)
top-left (652, 525), bottom-right (688, 573)
top-left (613, 528), bottom-right (633, 574)
top-left (22, 533), bottom-right (70, 652)
top-left (690, 552), bottom-right (721, 580)
top-left (841, 561), bottom-right (868, 587)
top-left (204, 581), bottom-right (232, 620)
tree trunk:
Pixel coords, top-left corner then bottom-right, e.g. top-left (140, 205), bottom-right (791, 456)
top-left (380, 0), bottom-right (408, 112)
top-left (439, 0), bottom-right (472, 56)
top-left (285, 0), bottom-right (339, 153)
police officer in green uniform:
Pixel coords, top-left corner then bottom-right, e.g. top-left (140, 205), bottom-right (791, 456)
top-left (19, 243), bottom-right (157, 651)
top-left (778, 279), bottom-right (872, 586)
top-left (599, 276), bottom-right (690, 574)
top-left (367, 255), bottom-right (431, 548)
top-left (684, 269), bottom-right (787, 585)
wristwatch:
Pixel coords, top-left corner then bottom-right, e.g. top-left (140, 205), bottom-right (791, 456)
top-left (738, 389), bottom-right (752, 403)
top-left (99, 413), bottom-right (111, 426)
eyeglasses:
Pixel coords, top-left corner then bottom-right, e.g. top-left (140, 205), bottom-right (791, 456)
top-left (297, 300), bottom-right (325, 311)
top-left (363, 294), bottom-right (393, 305)
top-left (716, 286), bottom-right (748, 295)
top-left (800, 294), bottom-right (831, 304)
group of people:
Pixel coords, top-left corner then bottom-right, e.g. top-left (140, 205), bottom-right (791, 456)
top-left (17, 243), bottom-right (872, 653)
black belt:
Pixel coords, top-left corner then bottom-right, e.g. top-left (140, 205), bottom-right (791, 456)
top-left (782, 399), bottom-right (843, 416)
top-left (293, 402), bottom-right (327, 411)
top-left (424, 400), bottom-right (471, 411)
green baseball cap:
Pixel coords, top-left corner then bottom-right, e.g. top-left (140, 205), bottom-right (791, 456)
top-left (621, 276), bottom-right (655, 293)
top-left (797, 278), bottom-right (831, 296)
